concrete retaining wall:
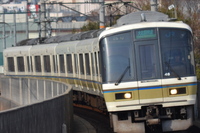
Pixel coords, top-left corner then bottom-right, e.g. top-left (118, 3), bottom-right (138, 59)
top-left (196, 81), bottom-right (200, 119)
top-left (0, 76), bottom-right (73, 133)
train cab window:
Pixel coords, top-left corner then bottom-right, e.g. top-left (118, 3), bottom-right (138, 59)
top-left (59, 54), bottom-right (65, 73)
top-left (85, 53), bottom-right (90, 75)
top-left (7, 57), bottom-right (14, 72)
top-left (44, 55), bottom-right (51, 72)
top-left (160, 28), bottom-right (195, 78)
top-left (79, 54), bottom-right (84, 75)
top-left (100, 32), bottom-right (133, 83)
top-left (17, 56), bottom-right (24, 72)
top-left (53, 55), bottom-right (58, 73)
top-left (66, 54), bottom-right (73, 73)
top-left (35, 56), bottom-right (41, 72)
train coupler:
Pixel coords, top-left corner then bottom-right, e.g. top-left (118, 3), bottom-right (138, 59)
top-left (145, 105), bottom-right (160, 125)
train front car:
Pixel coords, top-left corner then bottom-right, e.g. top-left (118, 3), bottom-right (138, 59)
top-left (99, 22), bottom-right (197, 132)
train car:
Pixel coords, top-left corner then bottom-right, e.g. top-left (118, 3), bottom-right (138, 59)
top-left (3, 11), bottom-right (197, 132)
top-left (99, 21), bottom-right (197, 132)
top-left (3, 29), bottom-right (106, 111)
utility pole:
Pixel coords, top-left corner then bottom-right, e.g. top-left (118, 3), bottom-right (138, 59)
top-left (40, 0), bottom-right (46, 43)
top-left (26, 2), bottom-right (29, 39)
top-left (99, 0), bottom-right (105, 29)
top-left (3, 13), bottom-right (6, 49)
top-left (150, 0), bottom-right (158, 11)
top-left (13, 12), bottom-right (16, 46)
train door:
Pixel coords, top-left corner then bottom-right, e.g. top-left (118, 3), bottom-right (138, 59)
top-left (134, 40), bottom-right (163, 104)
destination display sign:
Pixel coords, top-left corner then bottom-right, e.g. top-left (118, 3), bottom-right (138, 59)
top-left (135, 29), bottom-right (156, 39)
top-left (108, 32), bottom-right (131, 42)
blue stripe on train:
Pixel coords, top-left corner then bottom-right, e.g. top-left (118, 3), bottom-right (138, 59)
top-left (103, 83), bottom-right (197, 93)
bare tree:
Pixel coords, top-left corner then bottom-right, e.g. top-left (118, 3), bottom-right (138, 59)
top-left (132, 0), bottom-right (150, 11)
top-left (183, 0), bottom-right (200, 78)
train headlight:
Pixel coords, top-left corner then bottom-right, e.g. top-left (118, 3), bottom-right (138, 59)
top-left (170, 89), bottom-right (177, 95)
top-left (115, 92), bottom-right (132, 100)
top-left (124, 93), bottom-right (132, 99)
top-left (169, 88), bottom-right (186, 95)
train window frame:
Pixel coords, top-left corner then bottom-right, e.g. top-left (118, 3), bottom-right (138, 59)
top-left (30, 56), bottom-right (33, 72)
top-left (79, 54), bottom-right (84, 75)
top-left (99, 31), bottom-right (134, 83)
top-left (91, 53), bottom-right (95, 76)
top-left (27, 56), bottom-right (31, 72)
top-left (135, 40), bottom-right (160, 80)
top-left (74, 54), bottom-right (78, 74)
top-left (159, 28), bottom-right (195, 78)
top-left (17, 56), bottom-right (25, 72)
top-left (66, 54), bottom-right (73, 74)
top-left (94, 52), bottom-right (98, 76)
top-left (59, 54), bottom-right (65, 73)
top-left (53, 55), bottom-right (58, 73)
top-left (7, 57), bottom-right (15, 72)
top-left (98, 51), bottom-right (101, 76)
top-left (34, 56), bottom-right (41, 72)
top-left (43, 55), bottom-right (51, 73)
top-left (85, 53), bottom-right (90, 75)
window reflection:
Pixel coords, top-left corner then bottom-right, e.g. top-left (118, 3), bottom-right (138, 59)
top-left (101, 32), bottom-right (133, 83)
top-left (160, 29), bottom-right (195, 78)
top-left (139, 44), bottom-right (157, 80)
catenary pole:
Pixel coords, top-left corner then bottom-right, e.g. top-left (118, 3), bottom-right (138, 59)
top-left (150, 0), bottom-right (158, 11)
top-left (99, 0), bottom-right (105, 29)
top-left (40, 0), bottom-right (46, 40)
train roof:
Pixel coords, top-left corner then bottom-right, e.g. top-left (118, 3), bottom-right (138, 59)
top-left (16, 28), bottom-right (105, 46)
top-left (116, 11), bottom-right (169, 26)
top-left (99, 21), bottom-right (192, 39)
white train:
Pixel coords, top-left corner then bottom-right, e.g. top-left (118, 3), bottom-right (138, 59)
top-left (3, 12), bottom-right (197, 132)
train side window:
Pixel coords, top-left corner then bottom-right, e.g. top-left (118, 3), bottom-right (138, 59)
top-left (74, 54), bottom-right (78, 74)
top-left (17, 56), bottom-right (24, 72)
top-left (7, 57), bottom-right (14, 72)
top-left (95, 52), bottom-right (98, 76)
top-left (27, 56), bottom-right (30, 72)
top-left (85, 53), bottom-right (90, 75)
top-left (44, 55), bottom-right (51, 72)
top-left (98, 51), bottom-right (101, 76)
top-left (66, 54), bottom-right (73, 73)
top-left (59, 54), bottom-right (65, 73)
top-left (91, 53), bottom-right (94, 76)
top-left (30, 56), bottom-right (33, 72)
top-left (35, 56), bottom-right (41, 72)
top-left (53, 55), bottom-right (58, 73)
top-left (79, 54), bottom-right (84, 75)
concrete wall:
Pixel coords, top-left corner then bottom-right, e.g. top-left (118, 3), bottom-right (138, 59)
top-left (196, 81), bottom-right (200, 119)
top-left (0, 76), bottom-right (73, 133)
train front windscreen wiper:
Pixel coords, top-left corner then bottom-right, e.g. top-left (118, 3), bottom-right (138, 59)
top-left (115, 66), bottom-right (130, 86)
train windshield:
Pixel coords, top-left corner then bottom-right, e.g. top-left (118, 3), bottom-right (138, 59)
top-left (160, 28), bottom-right (195, 78)
top-left (100, 32), bottom-right (134, 83)
top-left (100, 28), bottom-right (195, 83)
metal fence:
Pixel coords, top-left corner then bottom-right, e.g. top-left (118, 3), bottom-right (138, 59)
top-left (0, 76), bottom-right (73, 133)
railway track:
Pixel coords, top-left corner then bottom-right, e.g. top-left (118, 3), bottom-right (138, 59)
top-left (73, 106), bottom-right (200, 133)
